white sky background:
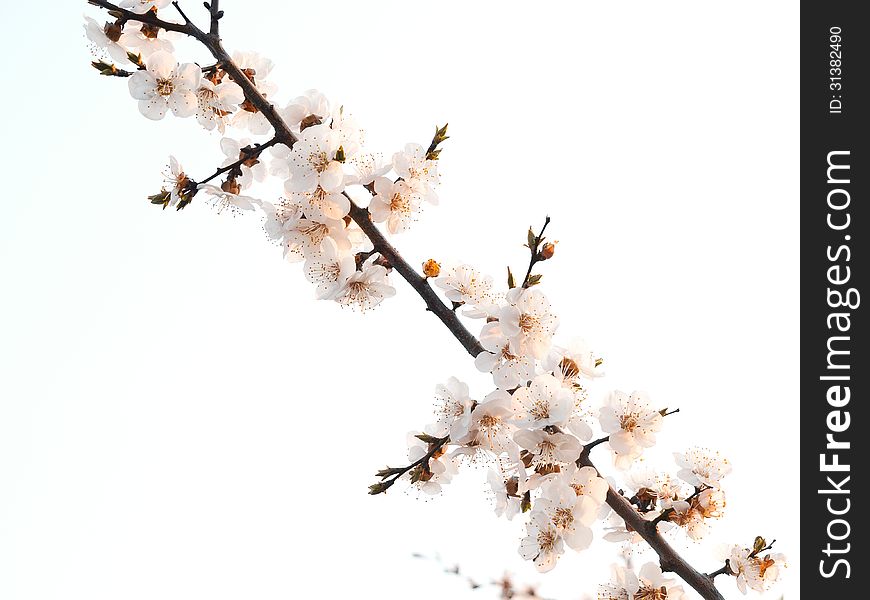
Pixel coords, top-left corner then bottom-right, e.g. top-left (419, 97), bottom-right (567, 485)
top-left (0, 1), bottom-right (799, 599)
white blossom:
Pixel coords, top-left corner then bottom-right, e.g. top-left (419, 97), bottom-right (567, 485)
top-left (405, 432), bottom-right (456, 495)
top-left (119, 0), bottom-right (171, 14)
top-left (83, 16), bottom-right (130, 64)
top-left (499, 287), bottom-right (558, 359)
top-left (518, 510), bottom-right (564, 573)
top-left (466, 390), bottom-right (516, 454)
top-left (197, 183), bottom-right (256, 216)
top-left (431, 377), bottom-right (474, 442)
top-left (128, 50), bottom-right (200, 120)
top-left (286, 124), bottom-right (346, 195)
top-left (535, 479), bottom-right (597, 551)
top-left (728, 545), bottom-right (787, 594)
top-left (281, 89), bottom-right (330, 130)
top-left (513, 429), bottom-right (582, 474)
top-left (434, 264), bottom-right (494, 307)
top-left (559, 463), bottom-right (609, 508)
top-left (475, 321), bottom-right (536, 390)
top-left (118, 23), bottom-right (177, 59)
top-left (162, 155), bottom-right (190, 208)
top-left (674, 448), bottom-right (732, 489)
top-left (303, 237), bottom-right (356, 300)
top-left (196, 78), bottom-right (244, 132)
top-left (334, 254), bottom-right (395, 311)
top-left (599, 563), bottom-right (686, 600)
top-left (487, 470), bottom-right (522, 520)
top-left (219, 137), bottom-right (266, 189)
top-left (599, 390), bottom-right (663, 469)
top-left (230, 51), bottom-right (276, 134)
top-left (512, 374), bottom-right (573, 429)
top-left (368, 177), bottom-right (424, 234)
top-left (347, 153), bottom-right (391, 186)
top-left (392, 142), bottom-right (439, 204)
top-left (282, 216), bottom-right (348, 262)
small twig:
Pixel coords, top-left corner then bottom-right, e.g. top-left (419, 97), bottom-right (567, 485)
top-left (171, 1), bottom-right (194, 25)
top-left (89, 0), bottom-right (194, 35)
top-left (651, 485), bottom-right (709, 527)
top-left (196, 137), bottom-right (280, 186)
top-left (369, 435), bottom-right (450, 494)
top-left (521, 216), bottom-right (551, 288)
top-left (748, 538), bottom-right (777, 559)
top-left (707, 561), bottom-right (732, 579)
top-left (207, 0), bottom-right (221, 36)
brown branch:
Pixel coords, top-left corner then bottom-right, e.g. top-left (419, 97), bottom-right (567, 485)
top-left (90, 0), bottom-right (483, 358)
top-left (369, 435), bottom-right (450, 495)
top-left (88, 0), bottom-right (193, 35)
top-left (707, 562), bottom-right (732, 579)
top-left (347, 200), bottom-right (485, 357)
top-left (207, 0), bottom-right (222, 36)
top-left (521, 216), bottom-right (551, 288)
top-left (578, 453), bottom-right (725, 600)
top-left (197, 137), bottom-right (280, 186)
top-left (87, 3), bottom-right (727, 596)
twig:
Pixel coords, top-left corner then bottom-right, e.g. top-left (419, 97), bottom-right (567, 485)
top-left (651, 484), bottom-right (709, 527)
top-left (521, 216), bottom-right (551, 288)
top-left (369, 435), bottom-right (450, 494)
top-left (707, 562), bottom-right (732, 579)
top-left (207, 0), bottom-right (221, 36)
top-left (578, 454), bottom-right (726, 600)
top-left (88, 3), bottom-right (729, 597)
top-left (197, 137), bottom-right (280, 185)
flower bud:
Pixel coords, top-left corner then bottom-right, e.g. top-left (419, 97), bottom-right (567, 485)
top-left (422, 259), bottom-right (441, 278)
top-left (221, 177), bottom-right (241, 195)
top-left (104, 21), bottom-right (123, 42)
top-left (539, 242), bottom-right (557, 260)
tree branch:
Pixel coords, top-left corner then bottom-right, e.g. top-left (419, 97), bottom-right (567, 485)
top-left (369, 435), bottom-right (450, 495)
top-left (207, 0), bottom-right (222, 36)
top-left (197, 137), bottom-right (280, 186)
top-left (578, 454), bottom-right (725, 600)
top-left (88, 0), bottom-right (194, 35)
top-left (521, 216), bottom-right (551, 288)
top-left (88, 3), bottom-right (727, 596)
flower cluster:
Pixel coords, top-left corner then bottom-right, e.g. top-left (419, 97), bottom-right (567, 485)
top-left (83, 3), bottom-right (786, 597)
top-left (727, 542), bottom-right (787, 594)
top-left (84, 7), bottom-right (451, 310)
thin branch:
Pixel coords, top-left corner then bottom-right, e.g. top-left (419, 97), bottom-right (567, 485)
top-left (369, 435), bottom-right (450, 494)
top-left (651, 484), bottom-right (709, 527)
top-left (578, 454), bottom-right (726, 600)
top-left (521, 216), bottom-right (551, 288)
top-left (197, 137), bottom-right (280, 186)
top-left (87, 4), bottom-right (727, 596)
top-left (171, 1), bottom-right (193, 25)
top-left (88, 0), bottom-right (194, 35)
top-left (207, 0), bottom-right (221, 36)
top-left (578, 435), bottom-right (609, 460)
top-left (706, 539), bottom-right (776, 580)
top-left (347, 199), bottom-right (485, 357)
top-left (707, 562), bottom-right (732, 579)
top-left (91, 0), bottom-right (483, 358)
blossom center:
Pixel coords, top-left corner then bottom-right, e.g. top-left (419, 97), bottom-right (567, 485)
top-left (156, 77), bottom-right (175, 97)
top-left (536, 528), bottom-right (557, 553)
top-left (519, 313), bottom-right (539, 332)
top-left (634, 585), bottom-right (668, 600)
top-left (308, 151), bottom-right (331, 173)
top-left (620, 413), bottom-right (640, 432)
top-left (389, 192), bottom-right (410, 213)
top-left (529, 399), bottom-right (551, 421)
top-left (551, 507), bottom-right (574, 529)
